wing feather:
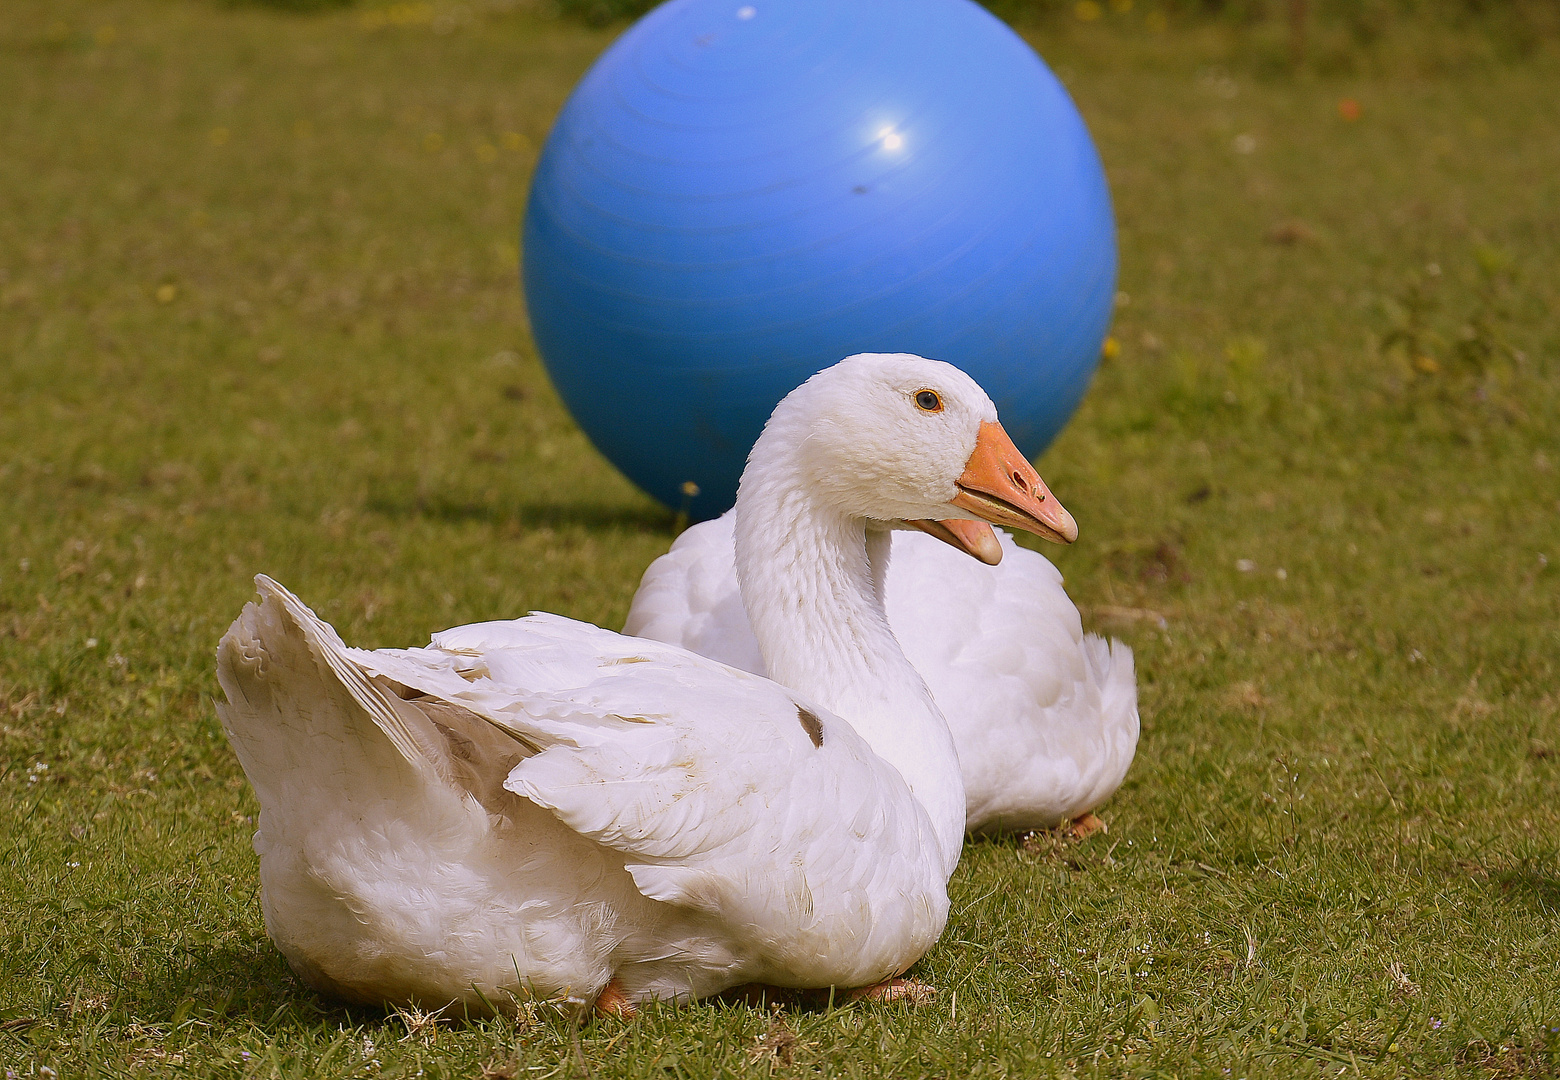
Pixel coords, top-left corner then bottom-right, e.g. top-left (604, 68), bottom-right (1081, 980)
top-left (348, 609), bottom-right (940, 929)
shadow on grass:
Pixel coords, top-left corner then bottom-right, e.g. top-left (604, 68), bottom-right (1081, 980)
top-left (365, 492), bottom-right (676, 534)
top-left (133, 941), bottom-right (415, 1034)
top-left (143, 939), bottom-right (907, 1034)
top-left (122, 941), bottom-right (317, 1025)
top-left (1488, 867), bottom-right (1560, 911)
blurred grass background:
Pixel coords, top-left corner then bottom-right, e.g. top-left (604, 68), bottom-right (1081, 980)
top-left (551, 0), bottom-right (1560, 66)
top-left (1, 0), bottom-right (1557, 1076)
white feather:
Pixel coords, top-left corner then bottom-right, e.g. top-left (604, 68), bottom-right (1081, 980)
top-left (625, 515), bottom-right (1140, 834)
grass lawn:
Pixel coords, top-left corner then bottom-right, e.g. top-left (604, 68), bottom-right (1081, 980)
top-left (2, 1), bottom-right (1558, 1076)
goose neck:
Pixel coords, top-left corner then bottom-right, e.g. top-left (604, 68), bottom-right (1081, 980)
top-left (732, 464), bottom-right (965, 874)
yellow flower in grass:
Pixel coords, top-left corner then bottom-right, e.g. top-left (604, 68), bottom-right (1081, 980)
top-left (1101, 336), bottom-right (1121, 361)
top-left (156, 284), bottom-right (178, 304)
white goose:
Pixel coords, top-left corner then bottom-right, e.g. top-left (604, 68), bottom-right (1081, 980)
top-left (627, 373), bottom-right (1140, 836)
top-left (216, 354), bottom-right (1075, 1014)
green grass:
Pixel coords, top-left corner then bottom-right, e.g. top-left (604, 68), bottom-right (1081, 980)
top-left (2, 2), bottom-right (1558, 1076)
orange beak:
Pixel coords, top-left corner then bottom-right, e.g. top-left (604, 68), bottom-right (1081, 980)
top-left (906, 517), bottom-right (1005, 565)
top-left (947, 421), bottom-right (1077, 545)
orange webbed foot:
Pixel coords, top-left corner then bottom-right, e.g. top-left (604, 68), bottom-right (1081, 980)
top-left (842, 978), bottom-right (937, 1006)
top-left (1063, 812), bottom-right (1107, 840)
top-left (593, 977), bottom-right (636, 1019)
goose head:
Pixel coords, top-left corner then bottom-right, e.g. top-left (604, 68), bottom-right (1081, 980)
top-left (745, 352), bottom-right (1078, 551)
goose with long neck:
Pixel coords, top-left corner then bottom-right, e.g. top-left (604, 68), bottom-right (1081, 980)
top-left (214, 354), bottom-right (1073, 1012)
top-left (629, 358), bottom-right (1136, 837)
top-left (733, 355), bottom-right (1071, 870)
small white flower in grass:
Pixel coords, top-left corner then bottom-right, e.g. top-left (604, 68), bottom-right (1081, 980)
top-left (1409, 649), bottom-right (1425, 663)
top-left (1274, 568), bottom-right (1287, 580)
top-left (86, 638), bottom-right (98, 648)
top-left (1233, 133), bottom-right (1257, 154)
top-left (1236, 559), bottom-right (1256, 573)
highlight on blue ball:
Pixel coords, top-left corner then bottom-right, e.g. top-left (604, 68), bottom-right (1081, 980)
top-left (523, 0), bottom-right (1116, 520)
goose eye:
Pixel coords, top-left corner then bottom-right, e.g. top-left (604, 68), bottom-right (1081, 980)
top-left (914, 389), bottom-right (943, 413)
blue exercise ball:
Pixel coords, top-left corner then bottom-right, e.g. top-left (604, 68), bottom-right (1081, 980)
top-left (523, 0), bottom-right (1115, 520)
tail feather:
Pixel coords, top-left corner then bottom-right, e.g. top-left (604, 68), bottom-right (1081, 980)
top-left (256, 575), bottom-right (428, 768)
top-left (1080, 633), bottom-right (1141, 812)
top-left (1084, 634), bottom-right (1139, 735)
top-left (216, 575), bottom-right (522, 810)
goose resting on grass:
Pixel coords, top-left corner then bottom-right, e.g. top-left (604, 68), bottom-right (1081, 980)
top-left (626, 423), bottom-right (1140, 837)
top-left (216, 353), bottom-right (1076, 1015)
